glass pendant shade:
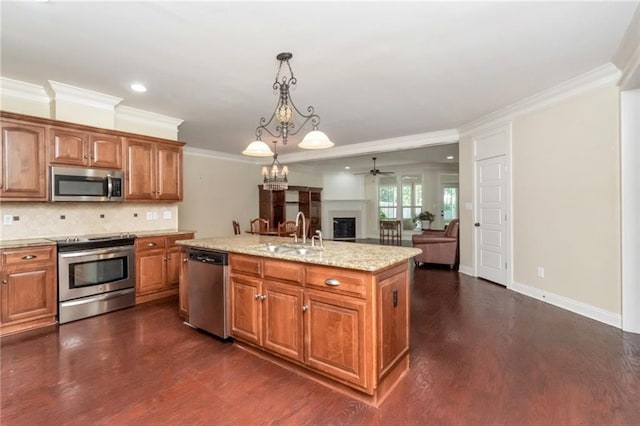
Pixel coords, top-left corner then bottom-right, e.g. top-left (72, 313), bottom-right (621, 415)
top-left (275, 104), bottom-right (293, 123)
top-left (242, 140), bottom-right (274, 157)
top-left (298, 130), bottom-right (334, 150)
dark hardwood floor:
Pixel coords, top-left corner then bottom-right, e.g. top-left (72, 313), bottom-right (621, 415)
top-left (2, 268), bottom-right (639, 425)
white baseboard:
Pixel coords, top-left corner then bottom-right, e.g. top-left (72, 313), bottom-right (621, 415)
top-left (511, 281), bottom-right (622, 329)
top-left (458, 264), bottom-right (474, 276)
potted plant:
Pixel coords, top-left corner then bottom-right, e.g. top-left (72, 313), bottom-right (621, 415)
top-left (414, 211), bottom-right (435, 230)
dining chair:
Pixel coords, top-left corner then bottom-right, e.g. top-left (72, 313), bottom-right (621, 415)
top-left (232, 220), bottom-right (241, 235)
top-left (250, 218), bottom-right (269, 234)
top-left (277, 221), bottom-right (297, 237)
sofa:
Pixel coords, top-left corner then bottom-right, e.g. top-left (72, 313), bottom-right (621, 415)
top-left (411, 219), bottom-right (460, 268)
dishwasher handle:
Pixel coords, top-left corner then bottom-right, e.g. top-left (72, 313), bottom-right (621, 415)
top-left (187, 249), bottom-right (228, 265)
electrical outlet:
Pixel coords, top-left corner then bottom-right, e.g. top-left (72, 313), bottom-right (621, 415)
top-left (537, 266), bottom-right (545, 278)
top-left (146, 212), bottom-right (153, 220)
top-left (152, 212), bottom-right (158, 220)
top-left (163, 210), bottom-right (171, 219)
top-left (3, 215), bottom-right (12, 225)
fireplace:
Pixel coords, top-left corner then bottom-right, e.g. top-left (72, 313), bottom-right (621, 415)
top-left (333, 217), bottom-right (356, 241)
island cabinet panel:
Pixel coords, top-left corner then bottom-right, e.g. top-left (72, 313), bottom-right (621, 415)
top-left (0, 120), bottom-right (47, 200)
top-left (262, 280), bottom-right (304, 362)
top-left (178, 250), bottom-right (189, 319)
top-left (135, 232), bottom-right (193, 305)
top-left (229, 273), bottom-right (262, 345)
top-left (230, 254), bottom-right (262, 277)
top-left (0, 245), bottom-right (57, 336)
top-left (306, 266), bottom-right (368, 298)
top-left (304, 289), bottom-right (370, 390)
top-left (49, 127), bottom-right (122, 169)
top-left (376, 264), bottom-right (410, 378)
top-left (264, 259), bottom-right (304, 284)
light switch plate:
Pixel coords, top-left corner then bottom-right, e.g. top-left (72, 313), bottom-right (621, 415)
top-left (146, 212), bottom-right (153, 220)
top-left (163, 211), bottom-right (171, 219)
top-left (3, 215), bottom-right (12, 225)
top-left (152, 212), bottom-right (159, 220)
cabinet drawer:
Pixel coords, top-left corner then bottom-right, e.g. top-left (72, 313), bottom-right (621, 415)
top-left (166, 233), bottom-right (194, 248)
top-left (2, 246), bottom-right (55, 266)
top-left (305, 266), bottom-right (368, 298)
top-left (264, 259), bottom-right (303, 285)
top-left (230, 254), bottom-right (262, 277)
top-left (136, 236), bottom-right (166, 251)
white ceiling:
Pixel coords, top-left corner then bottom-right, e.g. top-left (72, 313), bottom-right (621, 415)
top-left (1, 1), bottom-right (637, 169)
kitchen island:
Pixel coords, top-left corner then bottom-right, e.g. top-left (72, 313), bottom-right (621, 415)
top-left (178, 235), bottom-right (420, 405)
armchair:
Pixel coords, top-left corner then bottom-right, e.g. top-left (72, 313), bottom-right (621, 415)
top-left (412, 219), bottom-right (460, 268)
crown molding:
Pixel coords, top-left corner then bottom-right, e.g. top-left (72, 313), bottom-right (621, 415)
top-left (458, 63), bottom-right (621, 136)
top-left (115, 105), bottom-right (184, 130)
top-left (0, 77), bottom-right (49, 104)
top-left (46, 80), bottom-right (122, 111)
top-left (280, 128), bottom-right (459, 164)
top-left (183, 146), bottom-right (257, 164)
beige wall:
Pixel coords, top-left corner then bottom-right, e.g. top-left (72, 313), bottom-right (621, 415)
top-left (512, 85), bottom-right (621, 313)
top-left (178, 151), bottom-right (323, 238)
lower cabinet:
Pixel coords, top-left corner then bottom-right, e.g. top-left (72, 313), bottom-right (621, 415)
top-left (178, 250), bottom-right (189, 319)
top-left (0, 245), bottom-right (57, 336)
top-left (229, 253), bottom-right (408, 399)
top-left (135, 232), bottom-right (194, 304)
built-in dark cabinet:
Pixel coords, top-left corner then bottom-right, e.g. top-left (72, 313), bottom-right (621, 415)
top-left (258, 185), bottom-right (322, 233)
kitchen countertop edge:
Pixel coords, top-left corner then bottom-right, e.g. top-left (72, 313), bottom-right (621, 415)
top-left (176, 235), bottom-right (421, 272)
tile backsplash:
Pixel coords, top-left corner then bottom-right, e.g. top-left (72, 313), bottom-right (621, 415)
top-left (0, 202), bottom-right (179, 240)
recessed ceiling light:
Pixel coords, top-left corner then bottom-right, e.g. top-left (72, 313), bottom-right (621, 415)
top-left (130, 83), bottom-right (147, 93)
top-left (446, 156), bottom-right (454, 160)
top-left (344, 166), bottom-right (351, 170)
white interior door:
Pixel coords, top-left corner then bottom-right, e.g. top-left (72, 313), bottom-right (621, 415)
top-left (475, 155), bottom-right (508, 285)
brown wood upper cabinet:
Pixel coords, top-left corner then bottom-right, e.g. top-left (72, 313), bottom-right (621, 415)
top-left (49, 127), bottom-right (122, 169)
top-left (125, 138), bottom-right (183, 201)
top-left (0, 119), bottom-right (47, 200)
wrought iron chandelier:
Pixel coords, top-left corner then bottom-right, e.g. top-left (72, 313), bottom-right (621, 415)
top-left (242, 52), bottom-right (334, 162)
top-left (261, 141), bottom-right (288, 191)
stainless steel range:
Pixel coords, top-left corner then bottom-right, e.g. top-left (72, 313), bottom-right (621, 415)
top-left (55, 234), bottom-right (136, 324)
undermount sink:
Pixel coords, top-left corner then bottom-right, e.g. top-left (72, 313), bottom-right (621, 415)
top-left (261, 244), bottom-right (322, 256)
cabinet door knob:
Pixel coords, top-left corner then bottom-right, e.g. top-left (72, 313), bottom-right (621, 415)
top-left (2, 279), bottom-right (7, 285)
top-left (84, 155), bottom-right (88, 159)
top-left (254, 293), bottom-right (261, 300)
top-left (302, 304), bottom-right (309, 312)
top-left (183, 258), bottom-right (188, 263)
top-left (324, 278), bottom-right (340, 286)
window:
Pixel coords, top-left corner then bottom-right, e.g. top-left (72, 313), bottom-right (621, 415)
top-left (442, 186), bottom-right (458, 226)
top-left (378, 175), bottom-right (422, 230)
top-left (402, 175), bottom-right (422, 230)
top-left (378, 176), bottom-right (397, 220)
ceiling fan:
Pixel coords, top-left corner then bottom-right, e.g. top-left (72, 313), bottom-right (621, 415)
top-left (354, 157), bottom-right (395, 176)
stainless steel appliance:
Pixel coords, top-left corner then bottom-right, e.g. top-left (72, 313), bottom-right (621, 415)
top-left (56, 235), bottom-right (136, 324)
top-left (186, 248), bottom-right (229, 338)
top-left (50, 166), bottom-right (124, 202)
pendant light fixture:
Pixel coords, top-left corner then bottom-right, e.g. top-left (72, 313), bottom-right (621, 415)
top-left (261, 141), bottom-right (288, 191)
top-left (242, 52), bottom-right (334, 160)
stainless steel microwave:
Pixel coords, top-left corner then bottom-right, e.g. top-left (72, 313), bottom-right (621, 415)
top-left (50, 166), bottom-right (124, 202)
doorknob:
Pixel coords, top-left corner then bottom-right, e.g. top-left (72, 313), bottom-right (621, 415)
top-left (474, 223), bottom-right (480, 227)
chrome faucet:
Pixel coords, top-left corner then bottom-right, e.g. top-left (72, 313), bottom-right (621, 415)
top-left (311, 230), bottom-right (324, 249)
top-left (295, 211), bottom-right (307, 244)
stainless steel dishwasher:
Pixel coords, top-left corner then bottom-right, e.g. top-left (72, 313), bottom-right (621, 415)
top-left (186, 248), bottom-right (229, 339)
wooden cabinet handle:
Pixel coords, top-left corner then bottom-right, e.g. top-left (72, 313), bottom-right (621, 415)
top-left (147, 243), bottom-right (156, 247)
top-left (324, 278), bottom-right (340, 286)
top-left (21, 255), bottom-right (37, 260)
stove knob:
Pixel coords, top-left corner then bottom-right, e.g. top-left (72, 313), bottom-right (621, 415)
top-left (73, 236), bottom-right (79, 242)
top-left (65, 237), bottom-right (71, 243)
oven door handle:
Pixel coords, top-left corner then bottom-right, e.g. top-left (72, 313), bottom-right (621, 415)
top-left (60, 288), bottom-right (134, 307)
top-left (59, 246), bottom-right (133, 258)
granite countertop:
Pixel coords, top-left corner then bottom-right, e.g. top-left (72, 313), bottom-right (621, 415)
top-left (0, 229), bottom-right (195, 250)
top-left (176, 235), bottom-right (421, 272)
top-left (0, 238), bottom-right (57, 250)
